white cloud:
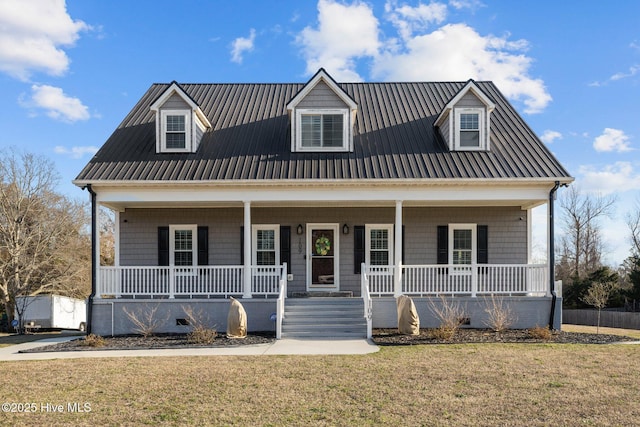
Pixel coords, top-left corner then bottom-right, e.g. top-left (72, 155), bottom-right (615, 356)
top-left (540, 130), bottom-right (562, 144)
top-left (0, 0), bottom-right (90, 80)
top-left (589, 64), bottom-right (640, 86)
top-left (385, 1), bottom-right (447, 41)
top-left (21, 84), bottom-right (90, 122)
top-left (54, 145), bottom-right (98, 159)
top-left (230, 28), bottom-right (256, 64)
top-left (593, 128), bottom-right (633, 152)
top-left (610, 64), bottom-right (640, 81)
top-left (296, 1), bottom-right (551, 113)
top-left (578, 162), bottom-right (640, 195)
top-left (296, 0), bottom-right (380, 81)
top-left (372, 23), bottom-right (551, 113)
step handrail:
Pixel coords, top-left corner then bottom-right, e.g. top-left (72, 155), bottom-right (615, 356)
top-left (361, 262), bottom-right (373, 339)
top-left (276, 263), bottom-right (287, 340)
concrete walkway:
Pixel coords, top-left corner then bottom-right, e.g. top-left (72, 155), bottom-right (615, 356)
top-left (0, 336), bottom-right (379, 361)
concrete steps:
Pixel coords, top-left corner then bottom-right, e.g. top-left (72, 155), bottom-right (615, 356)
top-left (281, 298), bottom-right (367, 339)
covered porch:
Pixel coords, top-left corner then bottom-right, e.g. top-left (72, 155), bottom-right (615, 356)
top-left (87, 180), bottom-right (561, 336)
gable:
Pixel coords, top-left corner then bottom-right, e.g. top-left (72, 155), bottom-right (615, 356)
top-left (296, 80), bottom-right (348, 109)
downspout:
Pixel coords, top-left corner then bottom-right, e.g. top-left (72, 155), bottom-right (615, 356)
top-left (84, 184), bottom-right (97, 335)
top-left (548, 181), bottom-right (561, 330)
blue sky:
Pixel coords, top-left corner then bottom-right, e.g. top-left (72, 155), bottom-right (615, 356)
top-left (0, 0), bottom-right (638, 266)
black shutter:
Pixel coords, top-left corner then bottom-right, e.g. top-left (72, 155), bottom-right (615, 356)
top-left (354, 225), bottom-right (365, 274)
top-left (197, 226), bottom-right (209, 266)
top-left (240, 226), bottom-right (244, 265)
top-left (280, 226), bottom-right (291, 273)
top-left (437, 225), bottom-right (448, 264)
top-left (158, 226), bottom-right (169, 266)
top-left (477, 225), bottom-right (488, 264)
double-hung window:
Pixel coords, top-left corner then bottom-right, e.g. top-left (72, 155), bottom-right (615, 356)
top-left (161, 110), bottom-right (191, 152)
top-left (252, 225), bottom-right (280, 266)
top-left (454, 108), bottom-right (485, 150)
top-left (170, 225), bottom-right (197, 268)
top-left (296, 109), bottom-right (348, 151)
top-left (366, 225), bottom-right (393, 266)
top-left (449, 224), bottom-right (476, 274)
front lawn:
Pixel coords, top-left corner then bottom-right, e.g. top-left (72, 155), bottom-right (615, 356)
top-left (1, 343), bottom-right (639, 426)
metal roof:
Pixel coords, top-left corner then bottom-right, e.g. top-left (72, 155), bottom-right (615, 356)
top-left (75, 81), bottom-right (571, 183)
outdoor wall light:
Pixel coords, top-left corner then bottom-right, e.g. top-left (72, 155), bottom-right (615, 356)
top-left (297, 224), bottom-right (304, 235)
top-left (342, 224), bottom-right (349, 235)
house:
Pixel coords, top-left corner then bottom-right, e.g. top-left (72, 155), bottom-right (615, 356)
top-left (74, 69), bottom-right (572, 338)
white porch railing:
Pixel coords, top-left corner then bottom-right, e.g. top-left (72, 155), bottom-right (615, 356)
top-left (365, 264), bottom-right (548, 297)
top-left (98, 265), bottom-right (285, 299)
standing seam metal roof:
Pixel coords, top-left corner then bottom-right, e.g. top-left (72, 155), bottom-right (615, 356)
top-left (75, 81), bottom-right (571, 182)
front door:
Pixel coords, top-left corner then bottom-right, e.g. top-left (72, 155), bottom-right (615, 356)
top-left (307, 224), bottom-right (339, 290)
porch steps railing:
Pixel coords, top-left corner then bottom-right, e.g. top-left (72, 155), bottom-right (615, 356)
top-left (280, 298), bottom-right (367, 339)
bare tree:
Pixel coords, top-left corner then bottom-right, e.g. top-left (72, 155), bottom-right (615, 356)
top-left (99, 207), bottom-right (116, 266)
top-left (0, 149), bottom-right (91, 332)
top-left (582, 281), bottom-right (616, 334)
top-left (627, 198), bottom-right (640, 257)
top-left (558, 186), bottom-right (616, 282)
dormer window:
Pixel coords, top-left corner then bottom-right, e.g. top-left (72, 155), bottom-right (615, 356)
top-left (455, 108), bottom-right (485, 150)
top-left (161, 110), bottom-right (191, 152)
top-left (150, 82), bottom-right (211, 154)
top-left (287, 69), bottom-right (357, 153)
top-left (297, 109), bottom-right (348, 150)
top-left (434, 80), bottom-right (494, 153)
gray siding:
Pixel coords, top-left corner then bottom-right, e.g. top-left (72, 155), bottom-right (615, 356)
top-left (160, 93), bottom-right (190, 110)
top-left (119, 206), bottom-right (528, 296)
top-left (456, 91), bottom-right (486, 108)
top-left (296, 80), bottom-right (348, 109)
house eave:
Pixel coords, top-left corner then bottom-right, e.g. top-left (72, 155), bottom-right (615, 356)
top-left (73, 176), bottom-right (574, 189)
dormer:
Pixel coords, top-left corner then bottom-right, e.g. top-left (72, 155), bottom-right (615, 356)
top-left (434, 80), bottom-right (495, 152)
top-left (150, 82), bottom-right (211, 154)
top-left (286, 69), bottom-right (357, 153)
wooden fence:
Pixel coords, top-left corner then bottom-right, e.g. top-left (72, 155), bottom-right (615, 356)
top-left (563, 309), bottom-right (640, 330)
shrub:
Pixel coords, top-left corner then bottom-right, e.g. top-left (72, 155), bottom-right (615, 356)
top-left (428, 295), bottom-right (467, 341)
top-left (182, 305), bottom-right (217, 345)
top-left (482, 294), bottom-right (516, 332)
top-left (528, 325), bottom-right (552, 341)
top-left (122, 304), bottom-right (168, 338)
top-left (187, 328), bottom-right (218, 345)
top-left (81, 334), bottom-right (106, 347)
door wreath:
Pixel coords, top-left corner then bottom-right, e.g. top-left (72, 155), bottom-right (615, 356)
top-left (315, 236), bottom-right (331, 256)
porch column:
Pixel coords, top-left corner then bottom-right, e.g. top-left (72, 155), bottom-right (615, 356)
top-left (94, 196), bottom-right (101, 300)
top-left (394, 200), bottom-right (403, 297)
top-left (243, 201), bottom-right (252, 298)
top-left (114, 210), bottom-right (121, 298)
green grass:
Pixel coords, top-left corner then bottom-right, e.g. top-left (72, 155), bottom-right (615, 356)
top-left (1, 344), bottom-right (639, 426)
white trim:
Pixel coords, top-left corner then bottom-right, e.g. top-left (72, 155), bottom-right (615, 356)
top-left (251, 224), bottom-right (280, 266)
top-left (306, 223), bottom-right (340, 291)
top-left (454, 108), bottom-right (486, 151)
top-left (448, 223), bottom-right (477, 267)
top-left (169, 224), bottom-right (198, 267)
top-left (295, 108), bottom-right (350, 152)
top-left (365, 224), bottom-right (394, 266)
top-left (160, 110), bottom-right (192, 153)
